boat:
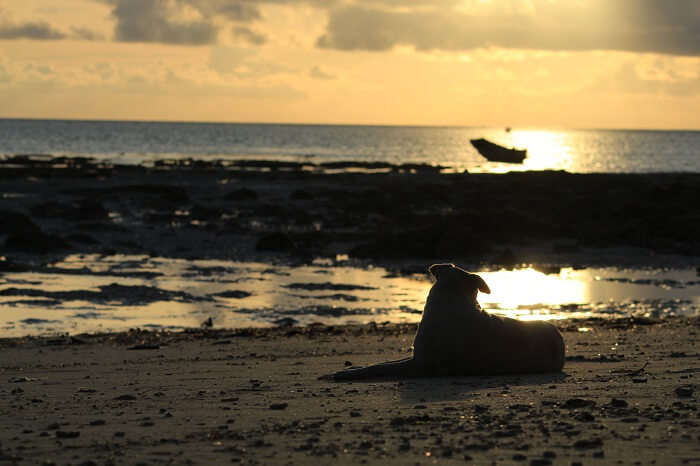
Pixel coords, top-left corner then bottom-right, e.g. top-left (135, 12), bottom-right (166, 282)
top-left (470, 138), bottom-right (526, 164)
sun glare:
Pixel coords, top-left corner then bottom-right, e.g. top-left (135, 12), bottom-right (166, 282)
top-left (479, 268), bottom-right (586, 318)
top-left (510, 130), bottom-right (573, 171)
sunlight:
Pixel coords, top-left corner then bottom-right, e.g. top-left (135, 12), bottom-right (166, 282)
top-left (479, 268), bottom-right (586, 310)
top-left (510, 130), bottom-right (573, 170)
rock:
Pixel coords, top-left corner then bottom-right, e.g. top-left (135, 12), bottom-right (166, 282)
top-left (609, 398), bottom-right (628, 408)
top-left (0, 210), bottom-right (41, 235)
top-left (274, 317), bottom-right (298, 328)
top-left (269, 403), bottom-right (288, 410)
top-left (563, 398), bottom-right (596, 409)
top-left (5, 228), bottom-right (71, 254)
top-left (256, 232), bottom-right (296, 252)
top-left (573, 438), bottom-right (603, 449)
top-left (290, 189), bottom-right (314, 200)
top-left (55, 430), bottom-right (80, 439)
top-left (212, 290), bottom-right (252, 299)
top-left (675, 385), bottom-right (693, 397)
top-left (574, 412), bottom-right (595, 422)
top-left (0, 257), bottom-right (30, 273)
top-left (113, 394), bottom-right (137, 401)
top-left (225, 188), bottom-right (257, 201)
top-left (127, 344), bottom-right (160, 350)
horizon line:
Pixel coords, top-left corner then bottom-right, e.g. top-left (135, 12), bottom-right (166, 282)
top-left (1, 116), bottom-right (699, 132)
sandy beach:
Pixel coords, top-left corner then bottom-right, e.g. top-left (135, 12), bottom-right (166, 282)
top-left (1, 317), bottom-right (698, 465)
top-left (1, 157), bottom-right (699, 464)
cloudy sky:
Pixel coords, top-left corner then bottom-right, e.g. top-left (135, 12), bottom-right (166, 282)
top-left (1, 0), bottom-right (700, 128)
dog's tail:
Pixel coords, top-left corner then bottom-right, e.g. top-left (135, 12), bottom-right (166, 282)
top-left (321, 358), bottom-right (418, 381)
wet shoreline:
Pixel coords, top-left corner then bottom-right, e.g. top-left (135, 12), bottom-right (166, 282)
top-left (1, 155), bottom-right (699, 336)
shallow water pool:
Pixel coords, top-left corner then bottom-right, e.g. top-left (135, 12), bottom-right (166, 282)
top-left (0, 255), bottom-right (698, 337)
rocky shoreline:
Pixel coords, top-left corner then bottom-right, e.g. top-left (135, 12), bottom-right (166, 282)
top-left (2, 155), bottom-right (699, 270)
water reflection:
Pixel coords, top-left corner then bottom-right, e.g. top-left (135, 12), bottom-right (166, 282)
top-left (0, 256), bottom-right (698, 337)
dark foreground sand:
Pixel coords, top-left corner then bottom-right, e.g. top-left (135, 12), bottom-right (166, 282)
top-left (1, 317), bottom-right (698, 465)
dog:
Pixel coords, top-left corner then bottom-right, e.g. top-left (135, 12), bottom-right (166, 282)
top-left (328, 263), bottom-right (565, 380)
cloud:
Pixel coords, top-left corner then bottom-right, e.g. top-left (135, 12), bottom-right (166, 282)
top-left (232, 26), bottom-right (266, 45)
top-left (0, 21), bottom-right (67, 40)
top-left (105, 0), bottom-right (337, 46)
top-left (109, 0), bottom-right (219, 45)
top-left (309, 65), bottom-right (334, 80)
top-left (594, 59), bottom-right (700, 97)
top-left (70, 27), bottom-right (104, 41)
top-left (208, 45), bottom-right (293, 78)
top-left (317, 1), bottom-right (700, 56)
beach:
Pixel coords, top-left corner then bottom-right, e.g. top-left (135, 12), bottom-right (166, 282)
top-left (1, 318), bottom-right (698, 465)
top-left (1, 157), bottom-right (699, 464)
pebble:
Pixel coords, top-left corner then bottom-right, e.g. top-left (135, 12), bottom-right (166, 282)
top-left (675, 385), bottom-right (693, 397)
top-left (55, 430), bottom-right (80, 439)
top-left (563, 398), bottom-right (595, 409)
top-left (269, 403), bottom-right (288, 410)
top-left (574, 438), bottom-right (603, 449)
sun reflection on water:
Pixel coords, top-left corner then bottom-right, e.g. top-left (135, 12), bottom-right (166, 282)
top-left (0, 256), bottom-right (698, 336)
top-left (510, 130), bottom-right (573, 171)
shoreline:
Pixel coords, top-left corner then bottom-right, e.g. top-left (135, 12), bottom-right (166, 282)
top-left (2, 156), bottom-right (699, 268)
top-left (1, 317), bottom-right (698, 464)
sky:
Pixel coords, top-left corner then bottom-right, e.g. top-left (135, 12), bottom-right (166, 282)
top-left (1, 0), bottom-right (700, 129)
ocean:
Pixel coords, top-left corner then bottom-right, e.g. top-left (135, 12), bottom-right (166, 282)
top-left (1, 118), bottom-right (699, 173)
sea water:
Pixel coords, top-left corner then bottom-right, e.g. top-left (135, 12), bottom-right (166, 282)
top-left (1, 118), bottom-right (699, 173)
top-left (0, 256), bottom-right (698, 336)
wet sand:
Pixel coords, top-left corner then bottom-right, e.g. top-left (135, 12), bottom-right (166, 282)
top-left (1, 317), bottom-right (698, 465)
top-left (1, 156), bottom-right (699, 464)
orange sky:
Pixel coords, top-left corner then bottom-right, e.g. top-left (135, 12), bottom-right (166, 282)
top-left (1, 1), bottom-right (700, 129)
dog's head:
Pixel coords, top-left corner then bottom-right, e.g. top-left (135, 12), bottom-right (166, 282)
top-left (429, 263), bottom-right (490, 299)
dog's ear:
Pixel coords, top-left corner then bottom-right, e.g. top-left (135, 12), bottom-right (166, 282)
top-left (468, 274), bottom-right (491, 294)
top-left (428, 263), bottom-right (455, 280)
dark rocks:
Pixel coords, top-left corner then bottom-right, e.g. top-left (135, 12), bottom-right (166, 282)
top-left (0, 257), bottom-right (30, 273)
top-left (55, 430), bottom-right (80, 439)
top-left (269, 403), bottom-right (288, 410)
top-left (273, 317), bottom-right (298, 327)
top-left (562, 398), bottom-right (596, 409)
top-left (5, 230), bottom-right (71, 254)
top-left (225, 188), bottom-right (257, 201)
top-left (609, 398), bottom-right (628, 408)
top-left (212, 290), bottom-right (252, 299)
top-left (256, 232), bottom-right (296, 252)
top-left (573, 438), bottom-right (603, 449)
top-left (127, 344), bottom-right (160, 350)
top-left (113, 394), bottom-right (137, 401)
top-left (118, 184), bottom-right (189, 203)
top-left (0, 210), bottom-right (41, 236)
top-left (574, 412), bottom-right (595, 422)
top-left (30, 200), bottom-right (108, 221)
top-left (675, 385), bottom-right (694, 397)
top-left (0, 210), bottom-right (71, 253)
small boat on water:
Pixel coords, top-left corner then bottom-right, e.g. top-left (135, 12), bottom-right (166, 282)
top-left (470, 138), bottom-right (526, 164)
